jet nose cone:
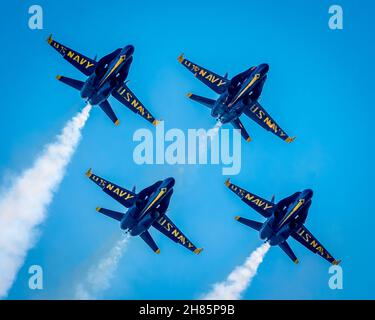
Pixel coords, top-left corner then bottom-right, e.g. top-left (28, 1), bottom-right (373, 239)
top-left (303, 189), bottom-right (314, 199)
top-left (126, 45), bottom-right (135, 56)
top-left (165, 177), bottom-right (175, 188)
top-left (260, 63), bottom-right (269, 73)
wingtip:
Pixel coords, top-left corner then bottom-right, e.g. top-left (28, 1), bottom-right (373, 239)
top-left (286, 136), bottom-right (296, 143)
top-left (294, 259), bottom-right (299, 264)
top-left (177, 53), bottom-right (184, 63)
top-left (96, 207), bottom-right (101, 212)
top-left (224, 178), bottom-right (231, 187)
top-left (155, 249), bottom-right (161, 254)
top-left (246, 137), bottom-right (252, 142)
top-left (186, 92), bottom-right (192, 98)
top-left (194, 248), bottom-right (203, 255)
top-left (56, 75), bottom-right (62, 80)
top-left (332, 259), bottom-right (341, 265)
top-left (47, 34), bottom-right (53, 44)
top-left (86, 168), bottom-right (92, 177)
top-left (152, 119), bottom-right (160, 126)
top-left (234, 216), bottom-right (241, 221)
top-left (115, 120), bottom-right (120, 126)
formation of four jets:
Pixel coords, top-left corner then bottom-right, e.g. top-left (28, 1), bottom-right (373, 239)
top-left (47, 36), bottom-right (340, 265)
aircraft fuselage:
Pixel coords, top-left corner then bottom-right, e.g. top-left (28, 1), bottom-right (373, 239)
top-left (211, 63), bottom-right (269, 124)
top-left (260, 189), bottom-right (313, 246)
top-left (80, 45), bottom-right (135, 106)
top-left (119, 177), bottom-right (175, 236)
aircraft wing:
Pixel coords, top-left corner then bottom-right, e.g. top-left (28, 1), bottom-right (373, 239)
top-left (112, 83), bottom-right (159, 126)
top-left (86, 169), bottom-right (136, 208)
top-left (243, 101), bottom-right (295, 143)
top-left (225, 179), bottom-right (274, 218)
top-left (291, 225), bottom-right (341, 265)
top-left (152, 215), bottom-right (203, 255)
top-left (178, 54), bottom-right (228, 94)
top-left (47, 35), bottom-right (96, 76)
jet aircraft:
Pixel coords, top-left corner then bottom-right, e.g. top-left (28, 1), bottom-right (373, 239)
top-left (86, 169), bottom-right (203, 255)
top-left (225, 179), bottom-right (341, 265)
top-left (178, 54), bottom-right (295, 143)
top-left (47, 35), bottom-right (159, 126)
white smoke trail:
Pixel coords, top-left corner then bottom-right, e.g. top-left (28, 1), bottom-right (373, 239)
top-left (75, 234), bottom-right (130, 300)
top-left (202, 242), bottom-right (270, 300)
top-left (208, 121), bottom-right (223, 139)
top-left (198, 121), bottom-right (223, 155)
top-left (0, 105), bottom-right (92, 298)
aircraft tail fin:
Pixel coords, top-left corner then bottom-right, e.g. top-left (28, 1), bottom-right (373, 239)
top-left (186, 93), bottom-right (215, 109)
top-left (279, 240), bottom-right (299, 264)
top-left (140, 230), bottom-right (160, 254)
top-left (99, 100), bottom-right (120, 126)
top-left (56, 75), bottom-right (84, 91)
top-left (234, 216), bottom-right (263, 231)
top-left (96, 207), bottom-right (124, 221)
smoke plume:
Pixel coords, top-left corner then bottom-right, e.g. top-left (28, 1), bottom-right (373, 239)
top-left (202, 243), bottom-right (270, 300)
top-left (75, 234), bottom-right (130, 299)
top-left (0, 105), bottom-right (92, 298)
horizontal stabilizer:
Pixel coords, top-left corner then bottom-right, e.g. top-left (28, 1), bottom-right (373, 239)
top-left (96, 207), bottom-right (124, 221)
top-left (140, 230), bottom-right (160, 254)
top-left (279, 241), bottom-right (299, 264)
top-left (235, 216), bottom-right (263, 231)
top-left (186, 93), bottom-right (215, 109)
top-left (56, 75), bottom-right (84, 91)
top-left (99, 100), bottom-right (120, 126)
top-left (231, 118), bottom-right (251, 142)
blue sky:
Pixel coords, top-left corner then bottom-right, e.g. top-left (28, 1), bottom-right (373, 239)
top-left (1, 0), bottom-right (374, 299)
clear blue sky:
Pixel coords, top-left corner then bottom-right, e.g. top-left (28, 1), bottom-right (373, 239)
top-left (1, 0), bottom-right (374, 299)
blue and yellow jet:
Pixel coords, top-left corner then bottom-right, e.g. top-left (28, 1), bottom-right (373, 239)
top-left (47, 35), bottom-right (159, 126)
top-left (225, 179), bottom-right (340, 265)
top-left (178, 54), bottom-right (295, 143)
top-left (86, 169), bottom-right (203, 255)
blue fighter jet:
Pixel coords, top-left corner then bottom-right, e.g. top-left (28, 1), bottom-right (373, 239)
top-left (47, 35), bottom-right (159, 126)
top-left (86, 169), bottom-right (203, 255)
top-left (225, 179), bottom-right (341, 265)
top-left (178, 54), bottom-right (295, 143)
